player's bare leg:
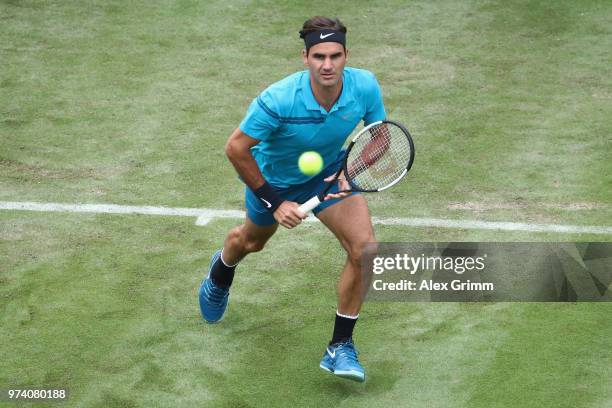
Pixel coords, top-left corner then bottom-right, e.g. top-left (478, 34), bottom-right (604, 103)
top-left (315, 193), bottom-right (374, 382)
top-left (199, 217), bottom-right (277, 323)
top-left (222, 217), bottom-right (278, 265)
top-left (316, 194), bottom-right (375, 316)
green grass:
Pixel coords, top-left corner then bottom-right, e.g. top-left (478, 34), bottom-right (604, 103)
top-left (2, 213), bottom-right (612, 407)
top-left (1, 0), bottom-right (612, 407)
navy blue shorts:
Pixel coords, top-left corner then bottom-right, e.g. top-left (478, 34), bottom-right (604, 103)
top-left (245, 151), bottom-right (357, 226)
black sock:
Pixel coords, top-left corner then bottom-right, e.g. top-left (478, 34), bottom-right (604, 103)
top-left (330, 312), bottom-right (358, 345)
top-left (210, 250), bottom-right (237, 289)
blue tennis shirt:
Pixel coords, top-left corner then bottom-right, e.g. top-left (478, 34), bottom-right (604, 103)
top-left (239, 67), bottom-right (386, 187)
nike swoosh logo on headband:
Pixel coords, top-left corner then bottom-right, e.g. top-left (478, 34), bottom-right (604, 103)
top-left (320, 33), bottom-right (334, 39)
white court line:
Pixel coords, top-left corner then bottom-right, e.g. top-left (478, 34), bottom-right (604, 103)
top-left (1, 201), bottom-right (611, 235)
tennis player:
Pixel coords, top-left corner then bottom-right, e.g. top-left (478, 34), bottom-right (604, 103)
top-left (199, 16), bottom-right (386, 383)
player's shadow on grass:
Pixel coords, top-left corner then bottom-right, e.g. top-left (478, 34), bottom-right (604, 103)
top-left (317, 358), bottom-right (404, 398)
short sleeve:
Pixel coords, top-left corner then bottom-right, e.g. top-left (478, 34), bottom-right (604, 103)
top-left (363, 74), bottom-right (387, 126)
top-left (239, 91), bottom-right (281, 141)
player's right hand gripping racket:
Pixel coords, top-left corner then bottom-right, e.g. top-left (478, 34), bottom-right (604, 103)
top-left (298, 120), bottom-right (415, 213)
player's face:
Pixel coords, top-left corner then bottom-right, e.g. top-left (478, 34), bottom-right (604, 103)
top-left (302, 42), bottom-right (348, 88)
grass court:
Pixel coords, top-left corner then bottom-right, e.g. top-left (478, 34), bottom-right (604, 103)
top-left (1, 1), bottom-right (611, 406)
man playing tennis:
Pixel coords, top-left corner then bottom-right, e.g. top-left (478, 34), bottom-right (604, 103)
top-left (199, 16), bottom-right (386, 383)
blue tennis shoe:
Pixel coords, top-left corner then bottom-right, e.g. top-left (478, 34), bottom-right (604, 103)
top-left (319, 338), bottom-right (365, 382)
top-left (199, 250), bottom-right (229, 323)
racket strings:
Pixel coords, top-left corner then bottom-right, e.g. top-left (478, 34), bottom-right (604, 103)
top-left (347, 123), bottom-right (412, 191)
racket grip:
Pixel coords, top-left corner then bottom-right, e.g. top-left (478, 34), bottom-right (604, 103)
top-left (298, 196), bottom-right (322, 214)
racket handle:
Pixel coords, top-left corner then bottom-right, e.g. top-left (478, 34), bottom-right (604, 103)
top-left (298, 196), bottom-right (322, 214)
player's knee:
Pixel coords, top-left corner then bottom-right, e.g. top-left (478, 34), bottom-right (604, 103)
top-left (227, 226), bottom-right (244, 246)
top-left (228, 224), bottom-right (270, 254)
top-left (243, 236), bottom-right (266, 253)
top-left (347, 250), bottom-right (363, 266)
top-left (347, 236), bottom-right (376, 265)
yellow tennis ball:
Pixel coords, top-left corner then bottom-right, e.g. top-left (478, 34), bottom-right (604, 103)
top-left (298, 151), bottom-right (324, 176)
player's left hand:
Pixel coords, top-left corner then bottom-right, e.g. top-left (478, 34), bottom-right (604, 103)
top-left (323, 173), bottom-right (351, 201)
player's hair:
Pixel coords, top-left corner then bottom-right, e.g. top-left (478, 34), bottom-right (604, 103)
top-left (299, 16), bottom-right (347, 54)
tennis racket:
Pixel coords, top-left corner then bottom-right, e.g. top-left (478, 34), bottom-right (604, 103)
top-left (298, 119), bottom-right (415, 213)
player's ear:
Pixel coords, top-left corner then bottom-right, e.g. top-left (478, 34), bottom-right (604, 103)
top-left (301, 48), bottom-right (308, 65)
top-left (344, 48), bottom-right (349, 61)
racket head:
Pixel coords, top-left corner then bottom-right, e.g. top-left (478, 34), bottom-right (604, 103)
top-left (342, 120), bottom-right (415, 193)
